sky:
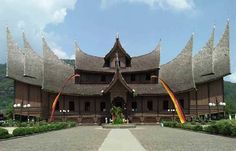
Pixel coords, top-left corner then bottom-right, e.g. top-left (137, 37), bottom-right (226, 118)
top-left (0, 0), bottom-right (235, 82)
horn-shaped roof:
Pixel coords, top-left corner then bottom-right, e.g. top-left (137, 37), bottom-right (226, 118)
top-left (75, 40), bottom-right (160, 73)
top-left (193, 27), bottom-right (215, 83)
top-left (213, 20), bottom-right (230, 77)
top-left (104, 37), bottom-right (131, 60)
top-left (42, 37), bottom-right (74, 92)
top-left (6, 28), bottom-right (25, 81)
top-left (22, 32), bottom-right (43, 85)
top-left (193, 21), bottom-right (230, 84)
top-left (159, 34), bottom-right (195, 92)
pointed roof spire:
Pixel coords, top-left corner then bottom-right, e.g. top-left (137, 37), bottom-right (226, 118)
top-left (74, 40), bottom-right (79, 49)
top-left (155, 39), bottom-right (161, 51)
top-left (105, 33), bottom-right (131, 60)
top-left (115, 52), bottom-right (120, 71)
top-left (22, 32), bottom-right (32, 50)
top-left (116, 32), bottom-right (119, 39)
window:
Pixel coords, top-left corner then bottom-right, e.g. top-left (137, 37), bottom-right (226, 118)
top-left (145, 73), bottom-right (151, 81)
top-left (55, 101), bottom-right (60, 110)
top-left (101, 75), bottom-right (106, 82)
top-left (118, 61), bottom-right (121, 67)
top-left (126, 58), bottom-right (131, 67)
top-left (104, 60), bottom-right (110, 67)
top-left (69, 101), bottom-right (75, 111)
top-left (85, 102), bottom-right (90, 112)
top-left (75, 76), bottom-right (80, 84)
top-left (163, 100), bottom-right (168, 110)
top-left (131, 74), bottom-right (136, 81)
top-left (147, 101), bottom-right (153, 111)
top-left (179, 99), bottom-right (184, 109)
top-left (131, 102), bottom-right (137, 112)
top-left (100, 102), bottom-right (106, 112)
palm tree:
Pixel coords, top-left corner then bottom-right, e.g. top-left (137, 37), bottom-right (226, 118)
top-left (110, 106), bottom-right (123, 122)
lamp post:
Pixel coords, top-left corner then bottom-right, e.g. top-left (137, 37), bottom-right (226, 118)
top-left (23, 103), bottom-right (31, 123)
top-left (208, 102), bottom-right (216, 120)
top-left (219, 102), bottom-right (226, 118)
top-left (60, 109), bottom-right (70, 122)
top-left (168, 109), bottom-right (175, 121)
top-left (13, 103), bottom-right (22, 122)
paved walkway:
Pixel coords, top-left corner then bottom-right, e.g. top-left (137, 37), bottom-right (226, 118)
top-left (1, 126), bottom-right (236, 151)
top-left (98, 129), bottom-right (146, 151)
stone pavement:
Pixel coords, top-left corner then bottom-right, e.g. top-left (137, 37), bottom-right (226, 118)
top-left (1, 126), bottom-right (236, 151)
top-left (98, 129), bottom-right (146, 151)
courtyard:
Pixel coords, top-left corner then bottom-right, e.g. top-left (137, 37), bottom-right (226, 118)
top-left (0, 126), bottom-right (235, 151)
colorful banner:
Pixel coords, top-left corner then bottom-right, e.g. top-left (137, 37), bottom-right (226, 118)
top-left (159, 79), bottom-right (186, 124)
top-left (49, 74), bottom-right (80, 122)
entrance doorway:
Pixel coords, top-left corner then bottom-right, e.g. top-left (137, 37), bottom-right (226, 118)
top-left (112, 97), bottom-right (128, 119)
top-left (112, 97), bottom-right (125, 108)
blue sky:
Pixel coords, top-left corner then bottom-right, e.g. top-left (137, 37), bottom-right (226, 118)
top-left (0, 0), bottom-right (235, 82)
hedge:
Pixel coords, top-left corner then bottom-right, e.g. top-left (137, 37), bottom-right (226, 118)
top-left (204, 120), bottom-right (236, 136)
top-left (162, 120), bottom-right (236, 137)
top-left (0, 128), bottom-right (12, 139)
top-left (13, 122), bottom-right (77, 137)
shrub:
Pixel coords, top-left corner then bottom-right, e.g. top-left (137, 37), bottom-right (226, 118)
top-left (1, 122), bottom-right (10, 127)
top-left (1, 119), bottom-right (17, 127)
top-left (13, 127), bottom-right (27, 136)
top-left (163, 121), bottom-right (178, 128)
top-left (113, 117), bottom-right (123, 125)
top-left (181, 123), bottom-right (192, 130)
top-left (215, 120), bottom-right (232, 136)
top-left (204, 124), bottom-right (218, 134)
top-left (67, 121), bottom-right (76, 127)
top-left (18, 122), bottom-right (28, 127)
top-left (0, 128), bottom-right (12, 139)
top-left (192, 125), bottom-right (203, 131)
top-left (12, 122), bottom-right (77, 137)
top-left (37, 125), bottom-right (48, 133)
top-left (38, 121), bottom-right (47, 126)
top-left (231, 125), bottom-right (236, 136)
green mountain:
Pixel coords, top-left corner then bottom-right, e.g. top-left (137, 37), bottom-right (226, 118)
top-left (0, 64), bottom-right (14, 112)
top-left (0, 64), bottom-right (236, 114)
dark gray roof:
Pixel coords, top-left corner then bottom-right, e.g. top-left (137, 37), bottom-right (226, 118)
top-left (159, 35), bottom-right (195, 92)
top-left (42, 38), bottom-right (108, 96)
top-left (42, 37), bottom-right (74, 93)
top-left (6, 28), bottom-right (41, 86)
top-left (75, 42), bottom-right (160, 73)
top-left (193, 21), bottom-right (230, 84)
top-left (104, 38), bottom-right (131, 60)
top-left (22, 33), bottom-right (43, 85)
top-left (6, 22), bottom-right (231, 96)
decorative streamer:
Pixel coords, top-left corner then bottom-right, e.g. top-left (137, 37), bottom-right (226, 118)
top-left (159, 78), bottom-right (186, 124)
top-left (49, 74), bottom-right (80, 122)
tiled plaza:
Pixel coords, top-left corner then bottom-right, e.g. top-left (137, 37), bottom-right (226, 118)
top-left (1, 126), bottom-right (235, 151)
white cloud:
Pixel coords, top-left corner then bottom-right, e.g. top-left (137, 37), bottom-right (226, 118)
top-left (101, 0), bottom-right (194, 11)
top-left (226, 72), bottom-right (236, 83)
top-left (0, 0), bottom-right (77, 63)
top-left (50, 42), bottom-right (75, 59)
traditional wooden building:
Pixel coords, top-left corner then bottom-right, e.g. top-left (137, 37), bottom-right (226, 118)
top-left (6, 21), bottom-right (230, 123)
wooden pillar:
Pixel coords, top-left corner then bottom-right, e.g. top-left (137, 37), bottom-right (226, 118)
top-left (207, 82), bottom-right (211, 119)
top-left (141, 96), bottom-right (144, 123)
top-left (188, 92), bottom-right (190, 114)
top-left (195, 89), bottom-right (198, 116)
top-left (27, 84), bottom-right (30, 104)
top-left (78, 96), bottom-right (80, 115)
top-left (94, 98), bottom-right (97, 117)
top-left (157, 97), bottom-right (159, 114)
top-left (47, 93), bottom-right (50, 120)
